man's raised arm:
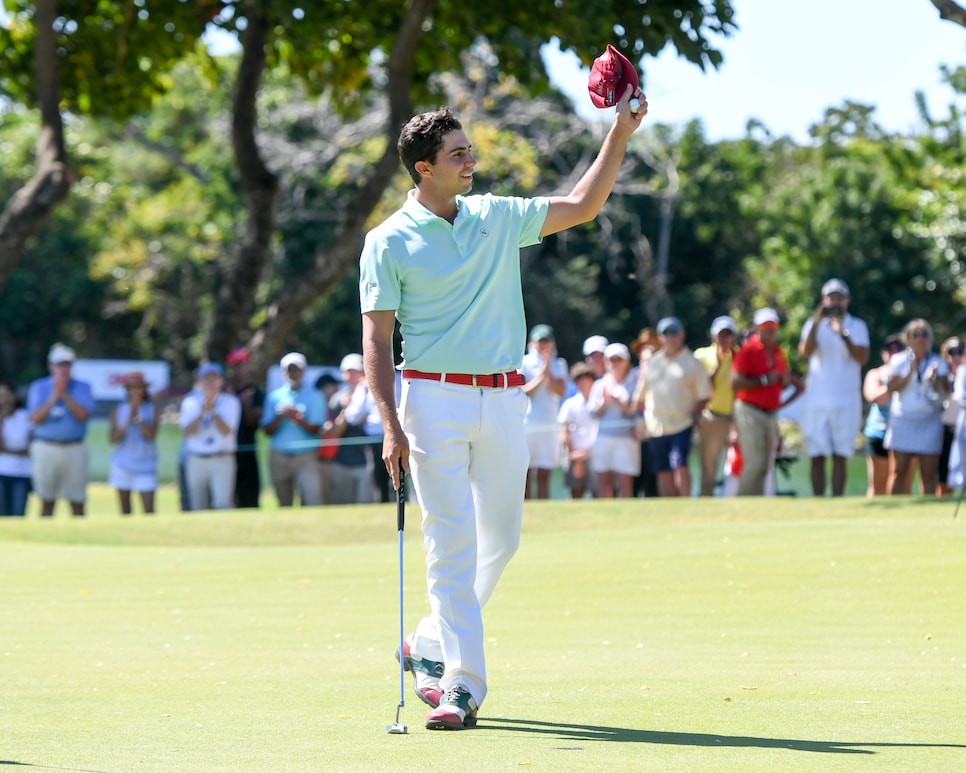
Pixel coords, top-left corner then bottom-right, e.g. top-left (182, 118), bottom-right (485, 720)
top-left (540, 85), bottom-right (647, 238)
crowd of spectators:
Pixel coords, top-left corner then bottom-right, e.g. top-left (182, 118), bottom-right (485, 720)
top-left (3, 281), bottom-right (965, 515)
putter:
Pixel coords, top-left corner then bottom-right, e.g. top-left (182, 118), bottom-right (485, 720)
top-left (386, 473), bottom-right (408, 735)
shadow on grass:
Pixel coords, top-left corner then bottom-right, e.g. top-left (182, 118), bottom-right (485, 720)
top-left (480, 718), bottom-right (966, 755)
top-left (0, 763), bottom-right (110, 772)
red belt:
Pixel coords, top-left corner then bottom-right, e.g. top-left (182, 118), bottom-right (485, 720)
top-left (402, 369), bottom-right (524, 388)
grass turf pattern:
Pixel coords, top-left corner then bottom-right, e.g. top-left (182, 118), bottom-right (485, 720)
top-left (1, 490), bottom-right (963, 771)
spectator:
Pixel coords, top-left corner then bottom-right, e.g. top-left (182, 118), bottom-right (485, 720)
top-left (179, 363), bottom-right (241, 510)
top-left (27, 343), bottom-right (95, 517)
top-left (0, 380), bottom-right (32, 516)
top-left (108, 372), bottom-right (159, 515)
top-left (862, 335), bottom-right (903, 496)
top-left (261, 352), bottom-right (326, 507)
top-left (582, 335), bottom-right (609, 379)
top-left (693, 315), bottom-right (738, 496)
top-left (521, 324), bottom-right (568, 499)
top-left (315, 372), bottom-right (342, 504)
top-left (798, 278), bottom-right (870, 496)
top-left (629, 327), bottom-right (660, 497)
top-left (225, 348), bottom-right (264, 508)
top-left (330, 354), bottom-right (374, 505)
top-left (937, 336), bottom-right (964, 496)
top-left (557, 361), bottom-right (599, 499)
top-left (363, 371), bottom-right (396, 504)
top-left (634, 317), bottom-right (711, 497)
top-left (730, 308), bottom-right (804, 496)
top-left (884, 320), bottom-right (949, 495)
top-left (947, 350), bottom-right (966, 492)
top-left (589, 343), bottom-right (640, 497)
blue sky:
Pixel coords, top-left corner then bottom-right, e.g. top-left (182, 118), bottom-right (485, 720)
top-left (544, 0), bottom-right (966, 141)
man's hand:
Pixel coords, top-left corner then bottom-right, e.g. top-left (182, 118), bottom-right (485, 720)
top-left (382, 426), bottom-right (410, 492)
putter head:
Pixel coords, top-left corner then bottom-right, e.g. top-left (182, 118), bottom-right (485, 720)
top-left (386, 722), bottom-right (408, 734)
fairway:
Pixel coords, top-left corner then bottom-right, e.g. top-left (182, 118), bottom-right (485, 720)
top-left (1, 490), bottom-right (964, 772)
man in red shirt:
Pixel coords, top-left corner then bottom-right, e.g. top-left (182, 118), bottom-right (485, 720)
top-left (731, 308), bottom-right (804, 495)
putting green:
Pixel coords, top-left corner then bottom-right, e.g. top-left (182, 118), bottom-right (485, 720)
top-left (1, 490), bottom-right (963, 772)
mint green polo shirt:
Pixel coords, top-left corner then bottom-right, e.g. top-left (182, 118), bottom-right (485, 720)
top-left (360, 190), bottom-right (549, 374)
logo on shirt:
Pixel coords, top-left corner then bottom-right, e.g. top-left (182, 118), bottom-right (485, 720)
top-left (480, 228), bottom-right (488, 237)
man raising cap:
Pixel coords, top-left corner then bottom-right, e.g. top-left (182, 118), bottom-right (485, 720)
top-left (27, 343), bottom-right (96, 516)
top-left (360, 89), bottom-right (646, 730)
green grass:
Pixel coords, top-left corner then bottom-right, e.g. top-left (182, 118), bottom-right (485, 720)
top-left (1, 491), bottom-right (964, 772)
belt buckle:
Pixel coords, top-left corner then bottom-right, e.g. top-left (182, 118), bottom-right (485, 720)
top-left (472, 374), bottom-right (479, 388)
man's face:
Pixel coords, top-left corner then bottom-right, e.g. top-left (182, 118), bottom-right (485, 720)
top-left (49, 361), bottom-right (72, 379)
top-left (286, 364), bottom-right (304, 387)
top-left (533, 338), bottom-right (554, 355)
top-left (758, 322), bottom-right (779, 344)
top-left (201, 375), bottom-right (223, 393)
top-left (342, 368), bottom-right (364, 387)
top-left (822, 292), bottom-right (849, 314)
top-left (659, 326), bottom-right (685, 353)
top-left (425, 130), bottom-right (476, 195)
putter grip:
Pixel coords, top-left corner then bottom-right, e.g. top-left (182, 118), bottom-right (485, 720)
top-left (396, 474), bottom-right (406, 531)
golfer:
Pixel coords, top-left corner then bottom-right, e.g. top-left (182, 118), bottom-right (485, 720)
top-left (361, 91), bottom-right (646, 730)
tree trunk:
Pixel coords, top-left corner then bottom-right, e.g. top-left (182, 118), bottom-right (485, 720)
top-left (930, 0), bottom-right (966, 28)
top-left (247, 0), bottom-right (439, 379)
top-left (0, 0), bottom-right (72, 293)
top-left (203, 4), bottom-right (278, 365)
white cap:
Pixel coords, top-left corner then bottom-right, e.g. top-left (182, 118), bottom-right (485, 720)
top-left (821, 278), bottom-right (850, 297)
top-left (604, 342), bottom-right (631, 361)
top-left (48, 343), bottom-right (75, 364)
top-left (710, 315), bottom-right (737, 336)
top-left (339, 353), bottom-right (364, 372)
top-left (582, 335), bottom-right (609, 356)
top-left (753, 307), bottom-right (780, 326)
top-left (280, 352), bottom-right (308, 371)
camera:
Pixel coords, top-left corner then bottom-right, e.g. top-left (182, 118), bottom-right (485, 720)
top-left (821, 306), bottom-right (843, 318)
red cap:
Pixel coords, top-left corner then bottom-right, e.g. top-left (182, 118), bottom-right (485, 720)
top-left (587, 44), bottom-right (639, 109)
top-left (227, 349), bottom-right (251, 366)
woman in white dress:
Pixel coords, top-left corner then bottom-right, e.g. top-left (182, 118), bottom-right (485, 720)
top-left (884, 320), bottom-right (949, 495)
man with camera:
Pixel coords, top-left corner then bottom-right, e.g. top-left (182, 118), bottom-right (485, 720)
top-left (798, 278), bottom-right (870, 496)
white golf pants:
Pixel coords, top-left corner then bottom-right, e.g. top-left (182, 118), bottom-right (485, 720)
top-left (400, 378), bottom-right (529, 705)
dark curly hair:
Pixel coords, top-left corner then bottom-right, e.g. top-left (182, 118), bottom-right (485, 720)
top-left (398, 107), bottom-right (463, 185)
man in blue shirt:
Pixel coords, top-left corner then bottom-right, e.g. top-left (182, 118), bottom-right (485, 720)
top-left (361, 90), bottom-right (647, 729)
top-left (27, 343), bottom-right (95, 516)
top-left (261, 352), bottom-right (327, 506)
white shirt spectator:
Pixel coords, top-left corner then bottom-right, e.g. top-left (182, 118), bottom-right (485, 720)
top-left (800, 313), bottom-right (870, 408)
top-left (180, 392), bottom-right (241, 455)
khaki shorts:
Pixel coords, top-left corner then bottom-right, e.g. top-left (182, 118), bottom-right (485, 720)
top-left (30, 440), bottom-right (88, 503)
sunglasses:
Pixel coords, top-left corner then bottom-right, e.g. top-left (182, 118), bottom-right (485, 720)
top-left (660, 327), bottom-right (681, 336)
top-left (910, 331), bottom-right (930, 339)
top-left (948, 348), bottom-right (965, 356)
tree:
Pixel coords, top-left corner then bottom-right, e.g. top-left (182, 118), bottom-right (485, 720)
top-left (198, 1), bottom-right (739, 377)
top-left (0, 0), bottom-right (70, 291)
top-left (931, 0), bottom-right (966, 28)
top-left (0, 0), bottom-right (218, 292)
